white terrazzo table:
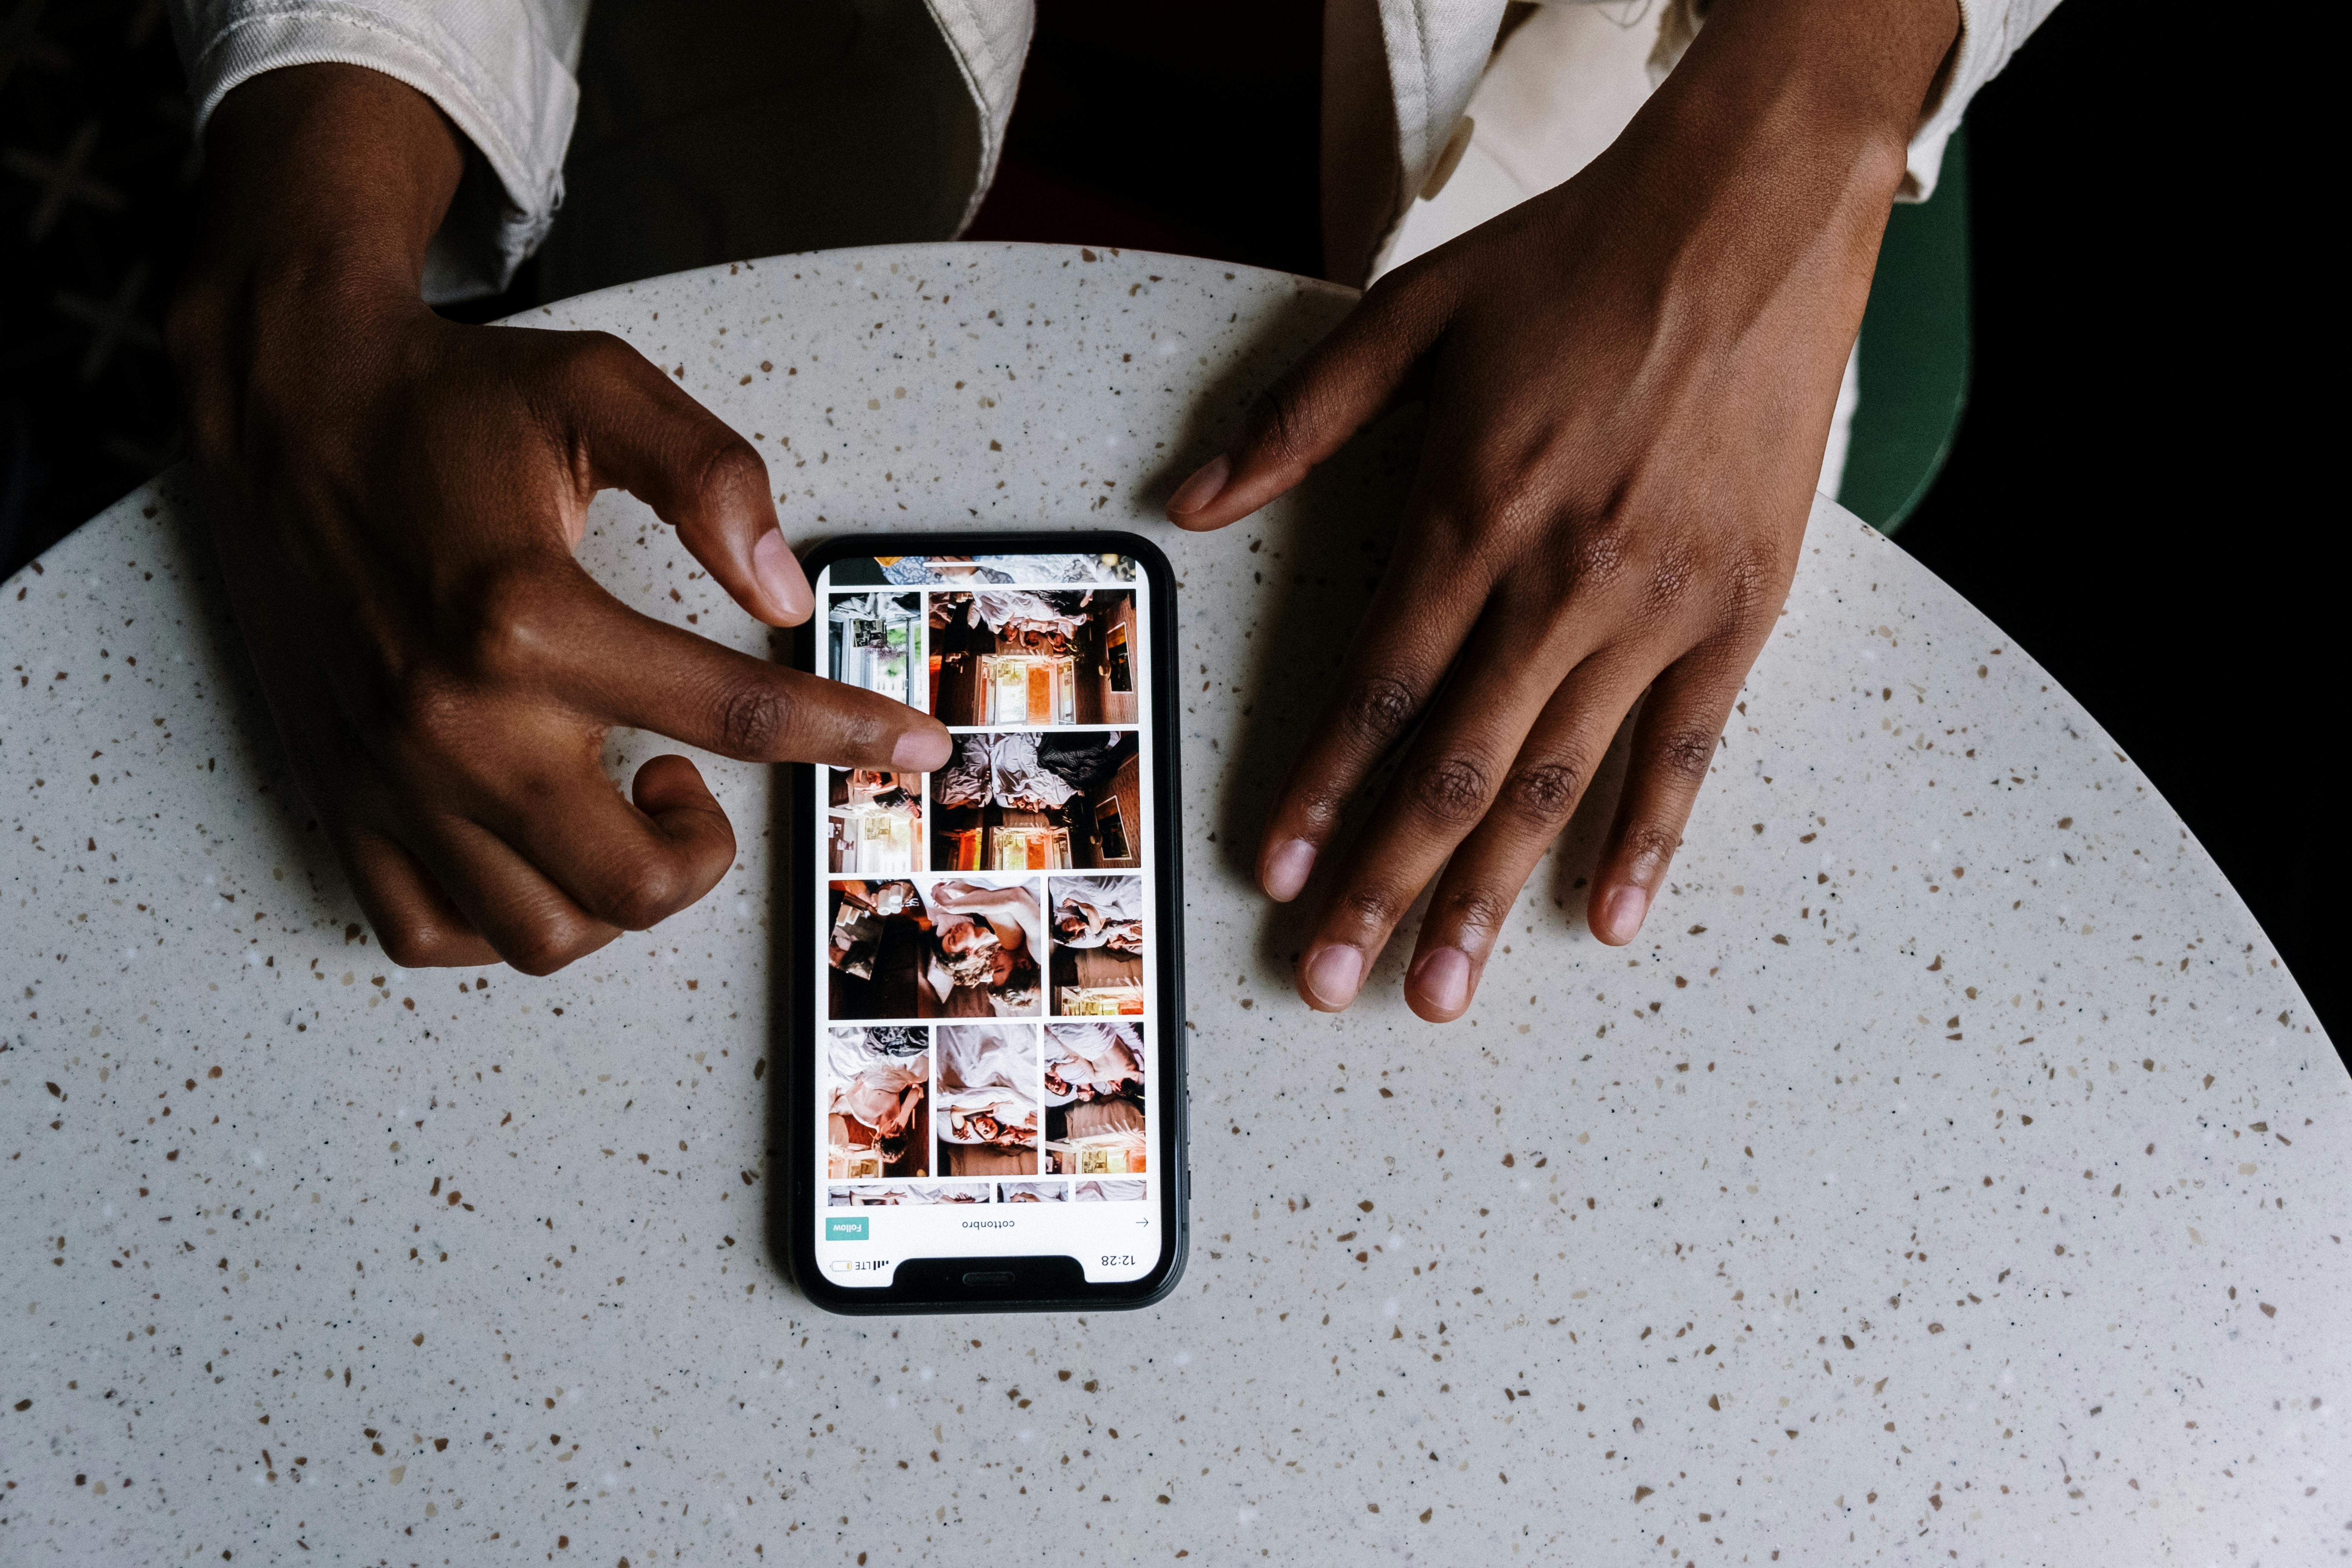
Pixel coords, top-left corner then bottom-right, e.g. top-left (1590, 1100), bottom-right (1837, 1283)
top-left (3, 243), bottom-right (2345, 1567)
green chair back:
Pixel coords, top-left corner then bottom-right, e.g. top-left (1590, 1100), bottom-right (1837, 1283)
top-left (1841, 125), bottom-right (1972, 533)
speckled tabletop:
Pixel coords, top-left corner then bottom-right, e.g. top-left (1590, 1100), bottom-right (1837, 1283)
top-left (4, 244), bottom-right (2344, 1566)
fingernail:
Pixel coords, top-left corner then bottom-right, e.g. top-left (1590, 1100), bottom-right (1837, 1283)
top-left (1410, 946), bottom-right (1470, 1016)
top-left (1597, 885), bottom-right (1648, 944)
top-left (1263, 838), bottom-right (1315, 901)
top-left (752, 530), bottom-right (812, 622)
top-left (892, 725), bottom-right (951, 772)
top-left (1166, 453), bottom-right (1231, 518)
top-left (1302, 944), bottom-right (1364, 1011)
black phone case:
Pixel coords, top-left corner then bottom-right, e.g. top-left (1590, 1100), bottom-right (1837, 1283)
top-left (781, 531), bottom-right (1188, 1315)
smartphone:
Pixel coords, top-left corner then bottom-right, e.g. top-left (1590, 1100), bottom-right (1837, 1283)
top-left (787, 533), bottom-right (1187, 1313)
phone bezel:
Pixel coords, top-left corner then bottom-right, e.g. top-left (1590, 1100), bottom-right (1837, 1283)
top-left (784, 531), bottom-right (1188, 1315)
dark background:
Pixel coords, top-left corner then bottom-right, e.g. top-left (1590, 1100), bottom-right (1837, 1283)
top-left (1885, 3), bottom-right (2340, 1044)
top-left (3, 1), bottom-right (2334, 1039)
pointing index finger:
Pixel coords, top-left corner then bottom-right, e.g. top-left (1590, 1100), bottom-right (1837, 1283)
top-left (543, 572), bottom-right (948, 770)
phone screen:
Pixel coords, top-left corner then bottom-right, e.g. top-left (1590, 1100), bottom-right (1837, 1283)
top-left (803, 547), bottom-right (1170, 1297)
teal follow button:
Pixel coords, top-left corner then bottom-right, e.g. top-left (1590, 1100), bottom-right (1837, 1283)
top-left (825, 1216), bottom-right (869, 1241)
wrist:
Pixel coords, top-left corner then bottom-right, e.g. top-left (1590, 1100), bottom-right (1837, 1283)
top-left (1636, 0), bottom-right (1959, 209)
top-left (171, 65), bottom-right (464, 357)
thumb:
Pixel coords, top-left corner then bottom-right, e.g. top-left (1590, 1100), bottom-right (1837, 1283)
top-left (555, 331), bottom-right (812, 626)
top-left (1166, 273), bottom-right (1445, 532)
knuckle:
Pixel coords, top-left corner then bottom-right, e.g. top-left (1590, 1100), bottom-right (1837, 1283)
top-left (1642, 542), bottom-right (1702, 619)
top-left (1565, 513), bottom-right (1635, 594)
top-left (1436, 885), bottom-right (1517, 941)
top-left (1410, 752), bottom-right (1494, 827)
top-left (1618, 819), bottom-right (1683, 871)
top-left (710, 677), bottom-right (793, 757)
top-left (458, 561), bottom-right (570, 688)
top-left (1506, 757), bottom-right (1586, 824)
top-left (1344, 674), bottom-right (1420, 749)
top-left (1287, 781), bottom-right (1352, 841)
top-left (689, 430), bottom-right (770, 507)
top-left (1717, 542), bottom-right (1779, 622)
top-left (1650, 725), bottom-right (1721, 784)
top-left (602, 854), bottom-right (695, 931)
top-left (1334, 884), bottom-right (1403, 934)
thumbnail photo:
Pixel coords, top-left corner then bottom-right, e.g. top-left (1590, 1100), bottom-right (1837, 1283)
top-left (826, 554), bottom-right (1137, 587)
top-left (1072, 1180), bottom-right (1147, 1203)
top-left (1044, 1021), bottom-right (1146, 1176)
top-left (1049, 874), bottom-right (1144, 1017)
top-left (826, 878), bottom-right (1043, 1019)
top-left (935, 1022), bottom-right (1041, 1179)
top-left (929, 590), bottom-right (1138, 726)
top-left (997, 1181), bottom-right (1067, 1202)
top-left (930, 731), bottom-right (1141, 872)
top-left (827, 767), bottom-right (920, 875)
top-left (827, 1182), bottom-right (992, 1206)
top-left (825, 1026), bottom-right (929, 1179)
top-left (827, 592), bottom-right (922, 708)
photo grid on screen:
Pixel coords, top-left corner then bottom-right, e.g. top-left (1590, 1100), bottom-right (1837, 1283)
top-left (821, 558), bottom-right (1152, 1209)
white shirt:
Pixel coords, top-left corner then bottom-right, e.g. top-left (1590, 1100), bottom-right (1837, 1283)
top-left (169, 0), bottom-right (2055, 301)
top-left (825, 1027), bottom-right (928, 1129)
top-left (933, 732), bottom-right (1079, 812)
top-left (1043, 1020), bottom-right (1145, 1105)
top-left (1050, 876), bottom-right (1143, 951)
top-left (937, 1021), bottom-right (1032, 1092)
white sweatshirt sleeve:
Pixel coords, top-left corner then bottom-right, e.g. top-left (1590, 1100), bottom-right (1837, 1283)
top-left (168, 1), bottom-right (592, 300)
top-left (1903, 0), bottom-right (2060, 199)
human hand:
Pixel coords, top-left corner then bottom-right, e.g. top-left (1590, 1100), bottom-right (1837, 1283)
top-left (1168, 0), bottom-right (1955, 1020)
top-left (169, 67), bottom-right (950, 974)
